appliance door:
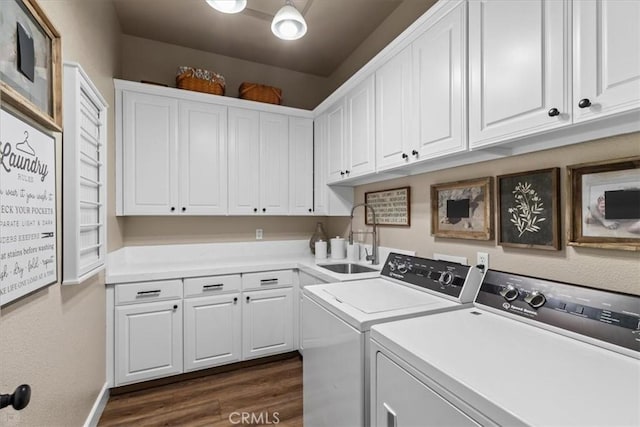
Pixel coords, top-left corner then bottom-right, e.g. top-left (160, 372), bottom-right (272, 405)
top-left (303, 294), bottom-right (364, 427)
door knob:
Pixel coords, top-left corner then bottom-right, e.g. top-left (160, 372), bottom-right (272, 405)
top-left (548, 108), bottom-right (560, 117)
top-left (0, 385), bottom-right (31, 411)
top-left (578, 98), bottom-right (592, 108)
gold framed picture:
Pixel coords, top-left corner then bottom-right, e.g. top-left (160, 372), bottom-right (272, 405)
top-left (0, 0), bottom-right (62, 131)
top-left (567, 157), bottom-right (640, 251)
top-left (431, 177), bottom-right (494, 240)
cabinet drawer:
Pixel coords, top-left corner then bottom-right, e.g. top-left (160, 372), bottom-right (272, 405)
top-left (242, 270), bottom-right (293, 290)
top-left (184, 275), bottom-right (241, 297)
top-left (115, 279), bottom-right (183, 305)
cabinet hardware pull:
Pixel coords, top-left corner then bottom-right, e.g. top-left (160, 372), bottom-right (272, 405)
top-left (383, 403), bottom-right (397, 427)
top-left (170, 207), bottom-right (175, 212)
top-left (308, 208), bottom-right (312, 212)
top-left (412, 150), bottom-right (418, 156)
top-left (260, 279), bottom-right (278, 285)
top-left (182, 207), bottom-right (186, 212)
top-left (340, 171), bottom-right (345, 176)
top-left (173, 304), bottom-right (178, 310)
top-left (578, 98), bottom-right (592, 108)
top-left (401, 153), bottom-right (408, 159)
top-left (203, 284), bottom-right (224, 290)
top-left (246, 296), bottom-right (250, 302)
top-left (253, 208), bottom-right (258, 213)
top-left (137, 290), bottom-right (161, 296)
top-left (262, 208), bottom-right (266, 213)
top-left (548, 108), bottom-right (560, 117)
top-left (345, 170), bottom-right (350, 174)
top-left (233, 297), bottom-right (238, 303)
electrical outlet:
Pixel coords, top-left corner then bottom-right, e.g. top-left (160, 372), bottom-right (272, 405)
top-left (256, 229), bottom-right (263, 240)
top-left (477, 252), bottom-right (489, 270)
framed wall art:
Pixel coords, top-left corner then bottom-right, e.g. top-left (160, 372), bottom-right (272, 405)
top-left (497, 168), bottom-right (561, 250)
top-left (0, 0), bottom-right (62, 131)
top-left (567, 157), bottom-right (640, 251)
top-left (431, 177), bottom-right (493, 240)
top-left (0, 108), bottom-right (58, 306)
top-left (365, 186), bottom-right (410, 226)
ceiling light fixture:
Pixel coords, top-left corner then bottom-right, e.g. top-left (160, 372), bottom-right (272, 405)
top-left (206, 0), bottom-right (247, 14)
top-left (271, 0), bottom-right (307, 41)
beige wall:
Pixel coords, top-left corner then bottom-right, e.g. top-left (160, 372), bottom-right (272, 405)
top-left (329, 132), bottom-right (640, 296)
top-left (120, 34), bottom-right (330, 110)
top-left (0, 1), bottom-right (121, 425)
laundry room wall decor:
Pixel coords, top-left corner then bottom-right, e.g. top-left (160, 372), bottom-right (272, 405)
top-left (0, 109), bottom-right (58, 306)
top-left (364, 186), bottom-right (410, 226)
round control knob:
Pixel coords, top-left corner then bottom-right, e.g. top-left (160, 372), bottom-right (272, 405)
top-left (524, 291), bottom-right (546, 309)
top-left (397, 263), bottom-right (408, 274)
top-left (439, 271), bottom-right (454, 286)
top-left (578, 98), bottom-right (592, 109)
top-left (499, 285), bottom-right (519, 302)
top-left (387, 261), bottom-right (396, 271)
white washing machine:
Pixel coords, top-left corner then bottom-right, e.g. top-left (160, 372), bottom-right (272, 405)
top-left (370, 269), bottom-right (640, 426)
top-left (302, 253), bottom-right (483, 427)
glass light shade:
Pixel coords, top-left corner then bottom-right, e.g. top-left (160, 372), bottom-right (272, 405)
top-left (206, 0), bottom-right (247, 14)
top-left (271, 4), bottom-right (307, 40)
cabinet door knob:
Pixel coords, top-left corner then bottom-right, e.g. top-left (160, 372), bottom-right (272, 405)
top-left (412, 150), bottom-right (418, 156)
top-left (578, 98), bottom-right (592, 108)
top-left (345, 170), bottom-right (350, 175)
top-left (181, 207), bottom-right (186, 212)
top-left (401, 153), bottom-right (408, 159)
top-left (262, 208), bottom-right (266, 213)
top-left (233, 297), bottom-right (238, 303)
top-left (308, 208), bottom-right (312, 212)
top-left (173, 304), bottom-right (178, 310)
top-left (548, 108), bottom-right (560, 117)
top-left (253, 208), bottom-right (258, 213)
top-left (340, 171), bottom-right (345, 176)
top-left (246, 296), bottom-right (250, 302)
top-left (170, 207), bottom-right (175, 212)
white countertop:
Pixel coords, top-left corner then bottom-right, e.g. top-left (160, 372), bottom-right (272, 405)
top-left (106, 240), bottom-right (414, 284)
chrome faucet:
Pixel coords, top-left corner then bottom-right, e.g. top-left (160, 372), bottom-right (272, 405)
top-left (349, 203), bottom-right (379, 265)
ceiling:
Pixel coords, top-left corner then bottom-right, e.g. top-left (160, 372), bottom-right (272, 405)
top-left (112, 0), bottom-right (407, 77)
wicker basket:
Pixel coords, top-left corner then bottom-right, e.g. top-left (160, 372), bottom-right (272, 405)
top-left (176, 66), bottom-right (226, 96)
top-left (239, 82), bottom-right (282, 105)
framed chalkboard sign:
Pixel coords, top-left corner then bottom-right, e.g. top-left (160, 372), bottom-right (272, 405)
top-left (497, 168), bottom-right (561, 250)
top-left (365, 186), bottom-right (410, 226)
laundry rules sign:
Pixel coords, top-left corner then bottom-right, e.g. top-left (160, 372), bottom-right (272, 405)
top-left (0, 109), bottom-right (57, 306)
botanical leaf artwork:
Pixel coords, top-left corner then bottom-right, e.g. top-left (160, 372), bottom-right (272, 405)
top-left (508, 182), bottom-right (546, 237)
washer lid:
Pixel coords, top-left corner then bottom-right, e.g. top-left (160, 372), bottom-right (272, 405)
top-left (323, 280), bottom-right (445, 314)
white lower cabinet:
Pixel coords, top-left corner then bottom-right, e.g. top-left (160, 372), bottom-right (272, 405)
top-left (183, 293), bottom-right (241, 372)
top-left (115, 299), bottom-right (183, 386)
top-left (242, 287), bottom-right (293, 360)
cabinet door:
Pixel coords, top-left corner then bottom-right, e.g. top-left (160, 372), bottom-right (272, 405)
top-left (326, 99), bottom-right (347, 183)
top-left (184, 293), bottom-right (241, 372)
top-left (313, 114), bottom-right (328, 214)
top-left (228, 107), bottom-right (260, 214)
top-left (376, 46), bottom-right (413, 171)
top-left (289, 117), bottom-right (314, 215)
top-left (346, 74), bottom-right (376, 177)
top-left (178, 101), bottom-right (227, 215)
top-left (115, 300), bottom-right (182, 385)
top-left (242, 287), bottom-right (293, 360)
top-left (573, 0), bottom-right (640, 122)
top-left (413, 2), bottom-right (467, 159)
top-left (260, 112), bottom-right (289, 214)
top-left (122, 91), bottom-right (178, 215)
top-left (468, 0), bottom-right (569, 148)
top-left (375, 352), bottom-right (479, 426)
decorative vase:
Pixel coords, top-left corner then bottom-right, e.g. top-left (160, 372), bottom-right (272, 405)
top-left (309, 222), bottom-right (329, 254)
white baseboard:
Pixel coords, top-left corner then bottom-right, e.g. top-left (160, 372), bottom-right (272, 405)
top-left (84, 382), bottom-right (109, 427)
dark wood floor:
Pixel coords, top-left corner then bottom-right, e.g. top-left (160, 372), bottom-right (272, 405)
top-left (99, 355), bottom-right (302, 426)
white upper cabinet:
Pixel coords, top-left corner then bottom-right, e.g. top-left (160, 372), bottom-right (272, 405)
top-left (345, 74), bottom-right (376, 178)
top-left (123, 91), bottom-right (179, 215)
top-left (573, 0), bottom-right (640, 122)
top-left (178, 101), bottom-right (227, 215)
top-left (326, 99), bottom-right (347, 183)
top-left (289, 117), bottom-right (314, 214)
top-left (468, 0), bottom-right (570, 148)
top-left (376, 46), bottom-right (414, 171)
top-left (228, 108), bottom-right (290, 215)
top-left (413, 1), bottom-right (467, 160)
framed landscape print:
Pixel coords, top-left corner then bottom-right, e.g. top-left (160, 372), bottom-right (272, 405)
top-left (567, 157), bottom-right (640, 251)
top-left (0, 0), bottom-right (62, 131)
top-left (431, 177), bottom-right (494, 240)
top-left (497, 168), bottom-right (561, 250)
top-left (365, 186), bottom-right (410, 226)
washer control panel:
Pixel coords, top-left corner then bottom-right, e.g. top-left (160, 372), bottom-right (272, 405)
top-left (381, 253), bottom-right (481, 303)
top-left (476, 270), bottom-right (640, 353)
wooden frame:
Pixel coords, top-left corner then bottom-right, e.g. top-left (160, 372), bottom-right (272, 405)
top-left (431, 177), bottom-right (494, 240)
top-left (365, 186), bottom-right (411, 226)
top-left (497, 168), bottom-right (561, 250)
top-left (0, 0), bottom-right (62, 131)
top-left (567, 157), bottom-right (640, 251)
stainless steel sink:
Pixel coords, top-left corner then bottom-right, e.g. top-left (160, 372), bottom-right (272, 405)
top-left (318, 263), bottom-right (378, 274)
